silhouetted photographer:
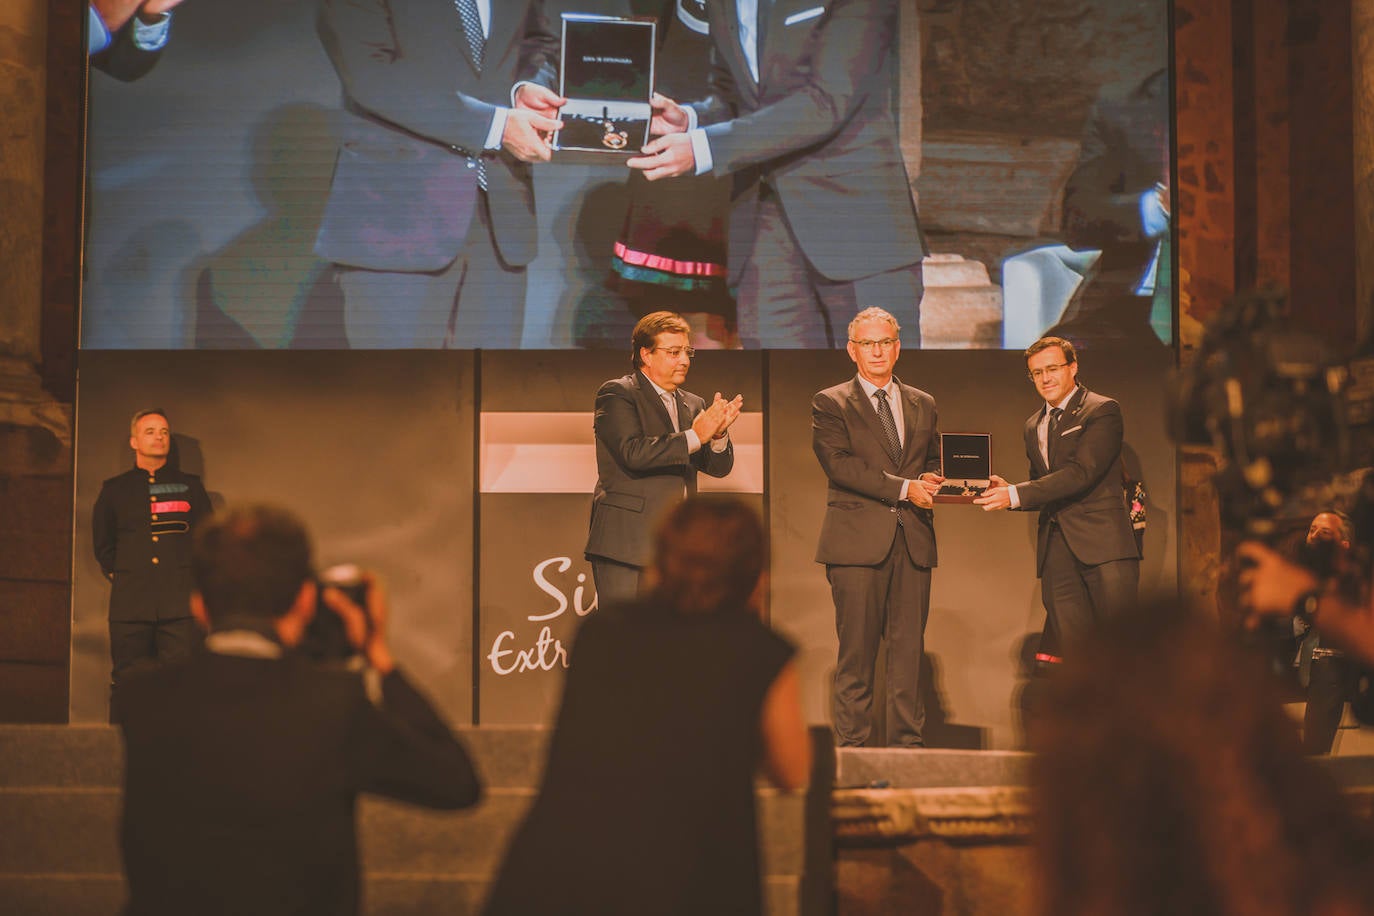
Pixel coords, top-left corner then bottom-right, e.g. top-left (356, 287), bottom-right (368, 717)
top-left (117, 504), bottom-right (481, 916)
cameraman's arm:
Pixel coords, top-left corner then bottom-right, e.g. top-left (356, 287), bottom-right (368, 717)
top-left (1237, 542), bottom-right (1374, 666)
top-left (326, 580), bottom-right (482, 809)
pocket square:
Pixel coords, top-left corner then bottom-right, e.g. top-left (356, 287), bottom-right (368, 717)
top-left (1059, 425), bottom-right (1083, 436)
top-left (784, 6), bottom-right (825, 26)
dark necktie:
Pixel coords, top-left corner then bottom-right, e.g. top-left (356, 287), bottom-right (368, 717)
top-left (874, 389), bottom-right (902, 466)
top-left (454, 0), bottom-right (488, 190)
top-left (1045, 407), bottom-right (1063, 465)
top-left (455, 0), bottom-right (485, 71)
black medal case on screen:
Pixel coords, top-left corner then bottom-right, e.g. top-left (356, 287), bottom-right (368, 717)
top-left (934, 433), bottom-right (992, 504)
top-left (554, 14), bottom-right (656, 154)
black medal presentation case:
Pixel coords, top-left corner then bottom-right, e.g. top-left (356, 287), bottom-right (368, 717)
top-left (933, 433), bottom-right (992, 504)
top-left (555, 14), bottom-right (657, 154)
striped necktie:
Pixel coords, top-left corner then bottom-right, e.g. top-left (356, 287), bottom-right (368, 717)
top-left (453, 0), bottom-right (488, 190)
top-left (874, 389), bottom-right (902, 466)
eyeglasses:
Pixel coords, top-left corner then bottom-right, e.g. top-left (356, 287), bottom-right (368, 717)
top-left (850, 338), bottom-right (900, 352)
top-left (652, 346), bottom-right (695, 359)
top-left (1028, 363), bottom-right (1071, 381)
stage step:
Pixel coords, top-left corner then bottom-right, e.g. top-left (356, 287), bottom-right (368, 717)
top-left (0, 725), bottom-right (832, 916)
top-left (836, 748), bottom-right (1030, 789)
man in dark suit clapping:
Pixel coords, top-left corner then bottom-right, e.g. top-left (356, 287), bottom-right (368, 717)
top-left (975, 337), bottom-right (1140, 652)
top-left (586, 311), bottom-right (742, 605)
top-left (813, 307), bottom-right (943, 747)
top-left (117, 505), bottom-right (481, 916)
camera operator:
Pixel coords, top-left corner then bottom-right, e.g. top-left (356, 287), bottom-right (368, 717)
top-left (1289, 511), bottom-right (1361, 753)
top-left (1237, 528), bottom-right (1374, 674)
top-left (116, 504), bottom-right (481, 916)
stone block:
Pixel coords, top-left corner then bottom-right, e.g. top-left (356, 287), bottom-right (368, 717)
top-left (920, 286), bottom-right (1003, 349)
top-left (917, 131), bottom-right (1081, 237)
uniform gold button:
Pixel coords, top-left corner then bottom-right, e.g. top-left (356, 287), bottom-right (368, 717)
top-left (151, 514), bottom-right (159, 520)
top-left (151, 536), bottom-right (159, 543)
top-left (151, 557), bottom-right (159, 565)
top-left (150, 496), bottom-right (156, 502)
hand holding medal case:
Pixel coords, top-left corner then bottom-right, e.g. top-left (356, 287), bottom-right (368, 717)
top-left (555, 14), bottom-right (656, 154)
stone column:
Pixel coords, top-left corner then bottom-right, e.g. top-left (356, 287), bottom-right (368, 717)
top-left (1356, 0), bottom-right (1374, 340)
top-left (0, 0), bottom-right (70, 444)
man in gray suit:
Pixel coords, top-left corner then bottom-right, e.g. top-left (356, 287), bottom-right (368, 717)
top-left (586, 311), bottom-right (742, 605)
top-left (626, 0), bottom-right (926, 349)
top-left (975, 337), bottom-right (1140, 652)
top-left (813, 307), bottom-right (942, 747)
top-left (314, 0), bottom-right (562, 348)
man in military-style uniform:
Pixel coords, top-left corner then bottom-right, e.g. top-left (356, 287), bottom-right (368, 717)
top-left (93, 409), bottom-right (212, 701)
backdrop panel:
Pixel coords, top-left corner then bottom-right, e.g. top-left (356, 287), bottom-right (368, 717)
top-left (475, 350), bottom-right (764, 723)
top-left (72, 351), bottom-right (476, 723)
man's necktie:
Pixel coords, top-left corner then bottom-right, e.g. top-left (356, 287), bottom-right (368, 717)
top-left (662, 392), bottom-right (680, 433)
top-left (454, 0), bottom-right (488, 190)
top-left (874, 389), bottom-right (902, 466)
top-left (1045, 407), bottom-right (1063, 465)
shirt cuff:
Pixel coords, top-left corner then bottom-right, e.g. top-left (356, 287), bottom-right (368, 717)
top-left (899, 479), bottom-right (911, 501)
top-left (132, 12), bottom-right (172, 51)
top-left (685, 430), bottom-right (702, 453)
top-left (688, 128), bottom-right (713, 176)
top-left (485, 108), bottom-right (509, 150)
top-left (1008, 485), bottom-right (1021, 509)
top-left (88, 7), bottom-right (112, 54)
top-left (709, 434), bottom-right (729, 453)
top-left (1139, 187), bottom-right (1169, 238)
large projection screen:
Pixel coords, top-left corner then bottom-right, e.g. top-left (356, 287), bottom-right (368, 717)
top-left (81, 0), bottom-right (1172, 352)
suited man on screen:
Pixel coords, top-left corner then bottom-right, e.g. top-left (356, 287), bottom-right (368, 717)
top-left (587, 311), bottom-right (742, 605)
top-left (625, 0), bottom-right (927, 349)
top-left (314, 0), bottom-right (562, 348)
top-left (975, 337), bottom-right (1140, 652)
top-left (813, 307), bottom-right (942, 747)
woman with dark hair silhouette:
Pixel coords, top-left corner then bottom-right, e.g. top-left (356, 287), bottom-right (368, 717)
top-left (483, 496), bottom-right (811, 916)
top-left (1032, 604), bottom-right (1374, 916)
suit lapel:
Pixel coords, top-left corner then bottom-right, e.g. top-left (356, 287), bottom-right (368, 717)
top-left (895, 379), bottom-right (921, 467)
top-left (715, 0), bottom-right (762, 100)
top-left (483, 0), bottom-right (521, 74)
top-left (675, 393), bottom-right (693, 435)
top-left (634, 371), bottom-right (676, 434)
top-left (1026, 412), bottom-right (1047, 477)
top-left (847, 378), bottom-right (896, 469)
top-left (1047, 386), bottom-right (1088, 469)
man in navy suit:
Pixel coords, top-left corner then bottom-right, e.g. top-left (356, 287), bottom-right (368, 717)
top-left (626, 0), bottom-right (927, 349)
top-left (976, 337), bottom-right (1140, 652)
top-left (586, 311), bottom-right (742, 604)
top-left (813, 307), bottom-right (942, 746)
top-left (314, 0), bottom-right (563, 348)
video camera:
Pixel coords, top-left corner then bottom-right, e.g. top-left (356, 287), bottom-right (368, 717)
top-left (1170, 288), bottom-right (1374, 547)
top-left (1171, 289), bottom-right (1374, 677)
